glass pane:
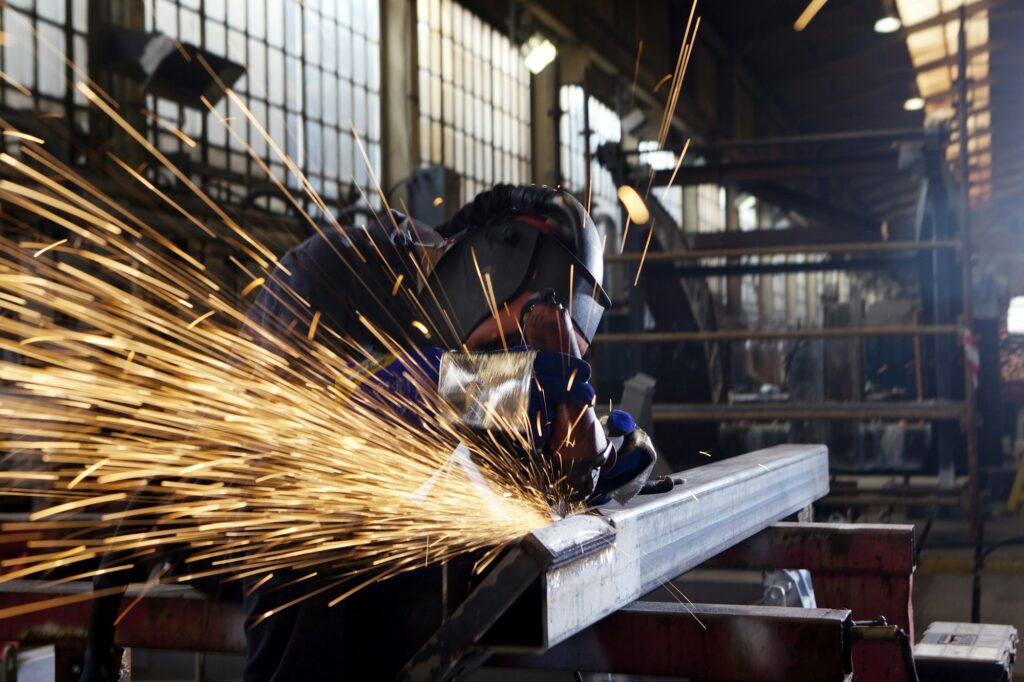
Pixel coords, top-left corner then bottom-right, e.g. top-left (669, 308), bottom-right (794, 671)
top-left (267, 0), bottom-right (285, 47)
top-left (37, 23), bottom-right (64, 97)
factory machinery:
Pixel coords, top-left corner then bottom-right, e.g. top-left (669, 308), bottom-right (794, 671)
top-left (0, 444), bottom-right (1016, 681)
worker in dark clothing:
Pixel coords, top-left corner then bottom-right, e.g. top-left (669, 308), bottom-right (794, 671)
top-left (81, 184), bottom-right (657, 681)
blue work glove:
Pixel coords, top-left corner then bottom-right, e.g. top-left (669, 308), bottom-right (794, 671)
top-left (590, 409), bottom-right (658, 505)
top-left (527, 349), bottom-right (595, 448)
top-left (357, 347), bottom-right (445, 425)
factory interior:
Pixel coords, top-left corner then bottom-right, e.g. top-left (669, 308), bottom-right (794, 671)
top-left (0, 0), bottom-right (1021, 680)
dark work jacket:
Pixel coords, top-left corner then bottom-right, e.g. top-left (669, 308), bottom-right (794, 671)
top-left (242, 223), bottom-right (447, 681)
top-left (85, 221), bottom-right (444, 682)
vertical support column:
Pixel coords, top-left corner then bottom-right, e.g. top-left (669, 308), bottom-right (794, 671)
top-left (956, 5), bottom-right (983, 551)
top-left (530, 61), bottom-right (559, 186)
top-left (87, 1), bottom-right (146, 172)
top-left (932, 213), bottom-right (958, 488)
top-left (381, 0), bottom-right (416, 204)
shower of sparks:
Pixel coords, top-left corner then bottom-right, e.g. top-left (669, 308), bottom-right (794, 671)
top-left (633, 222), bottom-right (656, 287)
top-left (627, 1), bottom-right (699, 281)
top-left (0, 20), bottom-right (559, 623)
top-left (3, 130), bottom-right (45, 145)
top-left (32, 239), bottom-right (66, 258)
top-left (629, 40), bottom-right (644, 111)
top-left (793, 0), bottom-right (830, 32)
top-left (657, 1), bottom-right (700, 150)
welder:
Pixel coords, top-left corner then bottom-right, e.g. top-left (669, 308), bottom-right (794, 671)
top-left (80, 184), bottom-right (657, 681)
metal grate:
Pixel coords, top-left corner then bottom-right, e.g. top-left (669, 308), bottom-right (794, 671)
top-left (416, 0), bottom-right (530, 203)
top-left (145, 0), bottom-right (382, 209)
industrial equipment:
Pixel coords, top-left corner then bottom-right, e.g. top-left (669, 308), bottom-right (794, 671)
top-left (1, 443), bottom-right (1014, 681)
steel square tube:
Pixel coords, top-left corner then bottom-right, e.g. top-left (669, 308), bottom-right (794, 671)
top-left (496, 444), bottom-right (830, 651)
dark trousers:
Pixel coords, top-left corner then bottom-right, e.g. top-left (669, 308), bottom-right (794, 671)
top-left (243, 566), bottom-right (444, 681)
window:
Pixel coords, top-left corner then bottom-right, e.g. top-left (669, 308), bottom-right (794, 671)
top-left (895, 0), bottom-right (991, 204)
top-left (737, 194), bottom-right (759, 325)
top-left (696, 184), bottom-right (725, 233)
top-left (145, 0), bottom-right (382, 207)
top-left (638, 140), bottom-right (683, 228)
top-left (1, 1), bottom-right (90, 146)
top-left (417, 0), bottom-right (530, 203)
top-left (559, 86), bottom-right (622, 207)
top-left (1008, 297), bottom-right (1024, 335)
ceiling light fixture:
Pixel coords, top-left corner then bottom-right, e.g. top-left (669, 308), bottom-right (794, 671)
top-left (874, 0), bottom-right (902, 33)
top-left (521, 33), bottom-right (557, 75)
top-left (874, 15), bottom-right (902, 33)
top-left (903, 96), bottom-right (925, 111)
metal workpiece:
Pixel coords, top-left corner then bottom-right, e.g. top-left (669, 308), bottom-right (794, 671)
top-left (502, 443), bottom-right (830, 651)
top-left (494, 601), bottom-right (855, 682)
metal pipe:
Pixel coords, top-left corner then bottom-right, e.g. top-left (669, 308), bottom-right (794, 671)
top-left (593, 324), bottom-right (958, 344)
top-left (499, 444), bottom-right (829, 651)
top-left (651, 400), bottom-right (965, 422)
top-left (603, 239), bottom-right (960, 262)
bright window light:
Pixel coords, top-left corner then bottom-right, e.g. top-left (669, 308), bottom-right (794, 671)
top-left (521, 34), bottom-right (557, 75)
top-left (637, 140), bottom-right (676, 171)
top-left (1009, 297), bottom-right (1024, 335)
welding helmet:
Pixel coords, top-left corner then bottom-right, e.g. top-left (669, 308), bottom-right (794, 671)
top-left (426, 184), bottom-right (612, 345)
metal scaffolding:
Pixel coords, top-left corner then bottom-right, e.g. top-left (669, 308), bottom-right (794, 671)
top-left (596, 94), bottom-right (983, 544)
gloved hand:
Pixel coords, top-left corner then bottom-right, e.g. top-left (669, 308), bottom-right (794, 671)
top-left (590, 409), bottom-right (658, 505)
top-left (527, 349), bottom-right (594, 447)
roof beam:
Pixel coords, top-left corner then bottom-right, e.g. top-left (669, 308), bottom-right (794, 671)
top-left (740, 182), bottom-right (881, 235)
top-left (640, 154), bottom-right (901, 186)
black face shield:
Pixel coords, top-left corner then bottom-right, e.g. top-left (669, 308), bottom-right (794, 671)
top-left (423, 186), bottom-right (612, 346)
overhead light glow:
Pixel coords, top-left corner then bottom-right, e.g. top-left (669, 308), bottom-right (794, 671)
top-left (521, 34), bottom-right (557, 75)
top-left (874, 15), bottom-right (902, 33)
top-left (617, 185), bottom-right (650, 225)
top-left (903, 96), bottom-right (925, 111)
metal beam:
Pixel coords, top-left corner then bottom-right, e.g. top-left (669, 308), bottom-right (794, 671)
top-left (625, 257), bottom-right (920, 276)
top-left (491, 602), bottom-right (853, 681)
top-left (740, 182), bottom-right (881, 234)
top-left (670, 128), bottom-right (926, 154)
top-left (687, 226), bottom-right (862, 250)
top-left (640, 154), bottom-right (900, 186)
top-left (485, 444), bottom-right (830, 652)
top-left (652, 401), bottom-right (965, 422)
top-left (605, 239), bottom-right (960, 262)
top-left (593, 325), bottom-right (958, 344)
